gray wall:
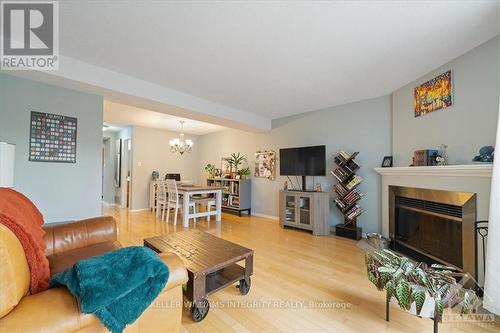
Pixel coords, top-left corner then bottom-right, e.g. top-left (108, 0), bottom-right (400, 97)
top-left (0, 74), bottom-right (103, 222)
top-left (392, 36), bottom-right (500, 166)
top-left (199, 96), bottom-right (392, 233)
top-left (130, 126), bottom-right (201, 210)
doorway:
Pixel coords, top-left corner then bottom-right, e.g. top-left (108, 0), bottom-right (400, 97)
top-left (121, 138), bottom-right (132, 209)
top-left (101, 138), bottom-right (114, 205)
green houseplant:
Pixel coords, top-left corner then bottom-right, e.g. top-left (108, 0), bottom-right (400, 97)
top-left (228, 153), bottom-right (246, 171)
top-left (228, 153), bottom-right (246, 178)
top-left (365, 249), bottom-right (477, 322)
top-left (238, 167), bottom-right (251, 179)
top-left (204, 163), bottom-right (216, 178)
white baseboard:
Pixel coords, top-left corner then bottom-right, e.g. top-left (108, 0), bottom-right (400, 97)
top-left (130, 208), bottom-right (150, 212)
top-left (102, 201), bottom-right (116, 207)
top-left (127, 207), bottom-right (278, 219)
top-left (251, 212), bottom-right (279, 220)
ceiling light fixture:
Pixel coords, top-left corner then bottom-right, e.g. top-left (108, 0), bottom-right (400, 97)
top-left (169, 121), bottom-right (193, 155)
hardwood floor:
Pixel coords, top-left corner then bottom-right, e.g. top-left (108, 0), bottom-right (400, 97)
top-left (104, 206), bottom-right (498, 333)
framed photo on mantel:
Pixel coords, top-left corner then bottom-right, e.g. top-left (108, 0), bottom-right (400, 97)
top-left (381, 156), bottom-right (393, 168)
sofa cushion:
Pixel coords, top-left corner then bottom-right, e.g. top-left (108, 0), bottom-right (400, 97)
top-left (43, 217), bottom-right (118, 257)
top-left (0, 224), bottom-right (30, 318)
top-left (47, 241), bottom-right (122, 276)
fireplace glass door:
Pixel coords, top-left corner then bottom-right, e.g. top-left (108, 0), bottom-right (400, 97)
top-left (395, 206), bottom-right (463, 268)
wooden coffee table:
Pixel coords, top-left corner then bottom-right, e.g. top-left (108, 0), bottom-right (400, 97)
top-left (144, 230), bottom-right (254, 322)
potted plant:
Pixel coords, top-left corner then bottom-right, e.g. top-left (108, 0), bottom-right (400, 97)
top-left (238, 167), bottom-right (251, 179)
top-left (228, 153), bottom-right (246, 178)
top-left (204, 163), bottom-right (216, 179)
top-left (365, 249), bottom-right (477, 322)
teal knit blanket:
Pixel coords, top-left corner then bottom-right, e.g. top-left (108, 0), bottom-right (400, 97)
top-left (50, 246), bottom-right (169, 333)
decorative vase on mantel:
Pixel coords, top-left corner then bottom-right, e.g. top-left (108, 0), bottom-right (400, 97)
top-left (437, 144), bottom-right (448, 166)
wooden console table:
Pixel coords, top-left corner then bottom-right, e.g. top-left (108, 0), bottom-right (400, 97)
top-left (279, 190), bottom-right (330, 235)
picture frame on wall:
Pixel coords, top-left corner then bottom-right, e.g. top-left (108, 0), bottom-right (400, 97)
top-left (29, 111), bottom-right (78, 163)
top-left (254, 150), bottom-right (276, 180)
top-left (414, 70), bottom-right (453, 117)
top-left (214, 168), bottom-right (222, 178)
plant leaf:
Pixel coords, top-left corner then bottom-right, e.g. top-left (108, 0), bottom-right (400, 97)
top-left (461, 291), bottom-right (470, 315)
top-left (365, 252), bottom-right (373, 266)
top-left (386, 280), bottom-right (395, 300)
top-left (378, 267), bottom-right (396, 273)
top-left (377, 272), bottom-right (390, 291)
top-left (393, 267), bottom-right (404, 279)
top-left (367, 271), bottom-right (378, 287)
top-left (434, 299), bottom-right (444, 322)
top-left (396, 280), bottom-right (411, 310)
top-left (413, 289), bottom-right (426, 316)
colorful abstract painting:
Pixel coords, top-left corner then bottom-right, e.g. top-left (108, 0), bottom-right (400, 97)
top-left (414, 70), bottom-right (453, 117)
top-left (29, 111), bottom-right (77, 163)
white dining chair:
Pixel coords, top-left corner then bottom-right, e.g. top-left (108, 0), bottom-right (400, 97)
top-left (165, 179), bottom-right (197, 225)
top-left (155, 180), bottom-right (168, 220)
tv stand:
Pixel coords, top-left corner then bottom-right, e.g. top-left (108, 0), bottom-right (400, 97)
top-left (287, 189), bottom-right (316, 193)
top-left (279, 190), bottom-right (330, 236)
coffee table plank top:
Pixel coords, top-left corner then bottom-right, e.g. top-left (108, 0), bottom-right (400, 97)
top-left (144, 230), bottom-right (253, 274)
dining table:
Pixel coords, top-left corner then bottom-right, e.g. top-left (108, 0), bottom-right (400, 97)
top-left (177, 185), bottom-right (226, 228)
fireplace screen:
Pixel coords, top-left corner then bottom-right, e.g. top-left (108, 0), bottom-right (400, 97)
top-left (389, 186), bottom-right (476, 280)
top-left (395, 205), bottom-right (462, 268)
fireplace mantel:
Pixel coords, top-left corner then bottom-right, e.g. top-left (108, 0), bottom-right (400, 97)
top-left (374, 164), bottom-right (493, 177)
top-left (374, 164), bottom-right (493, 237)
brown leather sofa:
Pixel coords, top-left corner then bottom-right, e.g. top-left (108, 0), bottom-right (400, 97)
top-left (0, 216), bottom-right (188, 333)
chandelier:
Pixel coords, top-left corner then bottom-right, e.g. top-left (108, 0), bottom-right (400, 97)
top-left (169, 121), bottom-right (193, 155)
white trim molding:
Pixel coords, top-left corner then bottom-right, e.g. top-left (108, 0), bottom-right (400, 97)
top-left (130, 208), bottom-right (150, 212)
top-left (374, 164), bottom-right (493, 177)
top-left (375, 164), bottom-right (493, 240)
top-left (251, 212), bottom-right (279, 220)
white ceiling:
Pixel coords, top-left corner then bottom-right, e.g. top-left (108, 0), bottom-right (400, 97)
top-left (58, 1), bottom-right (500, 120)
top-left (103, 100), bottom-right (226, 135)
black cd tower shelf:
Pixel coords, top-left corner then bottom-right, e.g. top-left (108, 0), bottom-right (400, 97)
top-left (332, 151), bottom-right (363, 240)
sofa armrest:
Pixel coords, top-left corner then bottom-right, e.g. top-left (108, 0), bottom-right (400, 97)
top-left (158, 252), bottom-right (188, 291)
top-left (0, 287), bottom-right (97, 333)
top-left (43, 216), bottom-right (117, 256)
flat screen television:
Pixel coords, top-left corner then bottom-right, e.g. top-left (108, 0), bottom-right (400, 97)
top-left (279, 145), bottom-right (326, 176)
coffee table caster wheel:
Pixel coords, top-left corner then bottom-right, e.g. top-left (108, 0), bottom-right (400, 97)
top-left (238, 278), bottom-right (251, 295)
top-left (191, 299), bottom-right (209, 322)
